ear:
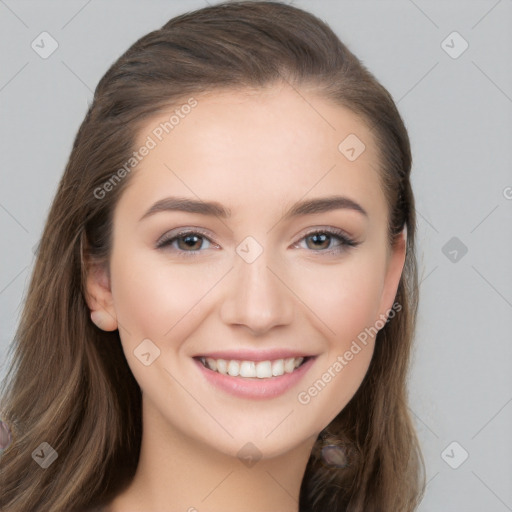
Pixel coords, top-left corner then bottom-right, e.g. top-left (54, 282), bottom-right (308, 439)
top-left (377, 226), bottom-right (407, 319)
top-left (84, 259), bottom-right (118, 332)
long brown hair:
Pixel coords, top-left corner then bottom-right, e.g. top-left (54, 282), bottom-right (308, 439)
top-left (0, 2), bottom-right (425, 510)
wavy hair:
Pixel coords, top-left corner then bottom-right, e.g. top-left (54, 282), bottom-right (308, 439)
top-left (0, 2), bottom-right (425, 510)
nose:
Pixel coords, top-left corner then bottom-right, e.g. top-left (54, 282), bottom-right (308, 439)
top-left (219, 246), bottom-right (294, 336)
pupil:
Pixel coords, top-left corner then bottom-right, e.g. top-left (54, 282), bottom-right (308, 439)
top-left (309, 233), bottom-right (329, 249)
top-left (181, 235), bottom-right (201, 250)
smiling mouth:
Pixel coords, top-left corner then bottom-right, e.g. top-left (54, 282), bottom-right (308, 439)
top-left (196, 356), bottom-right (310, 379)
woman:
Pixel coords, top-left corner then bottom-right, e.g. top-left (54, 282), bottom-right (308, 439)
top-left (0, 1), bottom-right (425, 511)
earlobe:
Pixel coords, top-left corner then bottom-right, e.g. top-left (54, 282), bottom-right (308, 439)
top-left (377, 226), bottom-right (407, 322)
top-left (85, 261), bottom-right (118, 332)
top-left (90, 309), bottom-right (118, 331)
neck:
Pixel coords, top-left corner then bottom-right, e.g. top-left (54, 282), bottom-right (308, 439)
top-left (106, 397), bottom-right (317, 512)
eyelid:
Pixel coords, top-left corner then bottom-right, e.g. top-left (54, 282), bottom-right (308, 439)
top-left (292, 226), bottom-right (359, 253)
top-left (295, 226), bottom-right (356, 243)
top-left (155, 227), bottom-right (217, 249)
top-left (156, 225), bottom-right (360, 256)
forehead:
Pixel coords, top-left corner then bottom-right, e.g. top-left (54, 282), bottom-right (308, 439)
top-left (119, 84), bottom-right (386, 222)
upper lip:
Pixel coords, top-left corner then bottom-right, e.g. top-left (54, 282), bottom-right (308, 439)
top-left (194, 349), bottom-right (315, 362)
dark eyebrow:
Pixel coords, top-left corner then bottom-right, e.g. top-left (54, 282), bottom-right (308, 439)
top-left (139, 197), bottom-right (231, 221)
top-left (282, 195), bottom-right (368, 219)
top-left (139, 195), bottom-right (367, 222)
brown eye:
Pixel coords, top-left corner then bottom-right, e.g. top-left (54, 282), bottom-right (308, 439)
top-left (176, 234), bottom-right (204, 251)
top-left (295, 228), bottom-right (359, 255)
top-left (305, 233), bottom-right (332, 250)
top-left (156, 229), bottom-right (216, 257)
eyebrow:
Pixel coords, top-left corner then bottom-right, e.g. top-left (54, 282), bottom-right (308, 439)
top-left (139, 195), bottom-right (367, 221)
top-left (283, 195), bottom-right (367, 219)
top-left (139, 196), bottom-right (231, 221)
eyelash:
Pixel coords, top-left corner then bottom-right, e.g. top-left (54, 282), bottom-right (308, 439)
top-left (156, 227), bottom-right (360, 258)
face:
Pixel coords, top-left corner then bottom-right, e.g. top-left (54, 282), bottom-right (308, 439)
top-left (88, 84), bottom-right (405, 460)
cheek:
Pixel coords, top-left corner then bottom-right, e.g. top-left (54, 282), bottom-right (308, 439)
top-left (109, 248), bottom-right (229, 344)
top-left (108, 251), bottom-right (229, 399)
top-left (289, 251), bottom-right (387, 341)
top-left (290, 253), bottom-right (386, 420)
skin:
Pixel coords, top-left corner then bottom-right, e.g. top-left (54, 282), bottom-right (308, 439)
top-left (86, 83), bottom-right (406, 512)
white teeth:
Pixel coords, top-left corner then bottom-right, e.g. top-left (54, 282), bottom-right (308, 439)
top-left (227, 360), bottom-right (240, 377)
top-left (206, 357), bottom-right (217, 372)
top-left (216, 359), bottom-right (228, 375)
top-left (239, 360), bottom-right (256, 378)
top-left (200, 356), bottom-right (307, 379)
top-left (284, 357), bottom-right (296, 373)
top-left (256, 360), bottom-right (272, 378)
top-left (271, 359), bottom-right (284, 376)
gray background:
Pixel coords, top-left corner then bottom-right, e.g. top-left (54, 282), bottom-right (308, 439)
top-left (1, 0), bottom-right (511, 510)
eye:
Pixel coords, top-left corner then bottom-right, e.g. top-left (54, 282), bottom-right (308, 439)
top-left (295, 228), bottom-right (359, 255)
top-left (156, 229), bottom-right (218, 257)
top-left (156, 227), bottom-right (359, 258)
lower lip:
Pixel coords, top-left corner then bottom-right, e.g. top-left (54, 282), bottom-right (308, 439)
top-left (194, 357), bottom-right (316, 400)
